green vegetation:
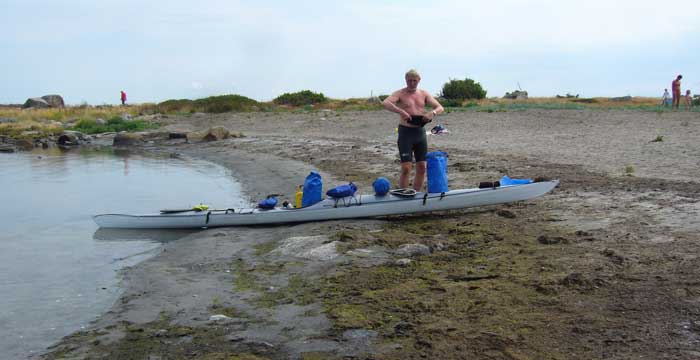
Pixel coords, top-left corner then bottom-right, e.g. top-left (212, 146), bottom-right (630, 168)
top-left (193, 94), bottom-right (260, 113)
top-left (72, 117), bottom-right (159, 134)
top-left (440, 77), bottom-right (487, 100)
top-left (625, 165), bottom-right (635, 175)
top-left (273, 90), bottom-right (327, 106)
top-left (41, 313), bottom-right (278, 359)
top-left (651, 135), bottom-right (664, 142)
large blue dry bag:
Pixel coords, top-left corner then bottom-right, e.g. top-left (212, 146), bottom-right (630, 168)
top-left (500, 175), bottom-right (533, 186)
top-left (302, 171), bottom-right (323, 207)
top-left (373, 177), bottom-right (391, 196)
top-left (426, 151), bottom-right (449, 193)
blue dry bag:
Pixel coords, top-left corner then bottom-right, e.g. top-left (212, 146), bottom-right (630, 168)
top-left (257, 196), bottom-right (277, 209)
top-left (372, 177), bottom-right (391, 196)
top-left (499, 175), bottom-right (533, 186)
top-left (426, 151), bottom-right (448, 193)
top-left (326, 182), bottom-right (358, 198)
top-left (301, 171), bottom-right (323, 207)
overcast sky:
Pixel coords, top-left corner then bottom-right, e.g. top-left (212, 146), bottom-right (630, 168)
top-left (2, 0), bottom-right (699, 105)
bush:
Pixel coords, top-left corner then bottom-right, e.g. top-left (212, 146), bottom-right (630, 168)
top-left (437, 98), bottom-right (463, 107)
top-left (157, 99), bottom-right (194, 113)
top-left (440, 78), bottom-right (486, 100)
top-left (192, 94), bottom-right (259, 113)
top-left (694, 96), bottom-right (699, 106)
top-left (274, 90), bottom-right (327, 106)
top-left (156, 95), bottom-right (259, 114)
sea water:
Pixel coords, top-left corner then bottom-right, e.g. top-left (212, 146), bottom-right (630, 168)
top-left (0, 147), bottom-right (246, 359)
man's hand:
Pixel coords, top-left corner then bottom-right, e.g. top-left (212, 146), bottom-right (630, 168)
top-left (423, 110), bottom-right (436, 122)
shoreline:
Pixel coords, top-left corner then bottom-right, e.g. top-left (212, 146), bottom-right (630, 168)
top-left (41, 109), bottom-right (700, 359)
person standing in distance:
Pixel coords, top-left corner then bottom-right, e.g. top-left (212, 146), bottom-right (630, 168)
top-left (672, 75), bottom-right (682, 109)
top-left (382, 69), bottom-right (444, 191)
top-left (120, 90), bottom-right (127, 106)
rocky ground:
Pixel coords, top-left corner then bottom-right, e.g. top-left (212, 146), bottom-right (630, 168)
top-left (40, 108), bottom-right (700, 359)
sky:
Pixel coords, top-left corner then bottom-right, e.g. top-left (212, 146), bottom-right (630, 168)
top-left (2, 0), bottom-right (699, 105)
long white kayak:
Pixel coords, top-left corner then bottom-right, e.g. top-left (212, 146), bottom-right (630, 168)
top-left (94, 180), bottom-right (559, 229)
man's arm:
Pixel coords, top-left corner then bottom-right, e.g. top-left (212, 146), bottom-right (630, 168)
top-left (423, 92), bottom-right (444, 121)
top-left (382, 92), bottom-right (411, 120)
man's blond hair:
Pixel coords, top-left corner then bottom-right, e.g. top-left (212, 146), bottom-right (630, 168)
top-left (405, 69), bottom-right (421, 78)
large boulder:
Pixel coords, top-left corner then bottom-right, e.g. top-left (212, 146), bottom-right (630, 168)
top-left (22, 98), bottom-right (50, 109)
top-left (57, 131), bottom-right (87, 146)
top-left (41, 95), bottom-right (65, 108)
top-left (203, 126), bottom-right (230, 141)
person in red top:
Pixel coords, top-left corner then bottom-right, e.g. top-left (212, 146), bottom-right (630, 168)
top-left (671, 75), bottom-right (682, 109)
top-left (120, 90), bottom-right (127, 105)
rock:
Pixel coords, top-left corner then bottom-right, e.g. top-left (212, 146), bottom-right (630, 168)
top-left (57, 133), bottom-right (80, 146)
top-left (113, 132), bottom-right (144, 146)
top-left (395, 258), bottom-right (413, 266)
top-left (22, 97), bottom-right (50, 109)
top-left (15, 139), bottom-right (34, 150)
top-left (0, 117), bottom-right (16, 123)
top-left (0, 144), bottom-right (16, 153)
top-left (203, 126), bottom-right (230, 141)
top-left (40, 95), bottom-right (65, 108)
top-left (503, 90), bottom-right (528, 100)
top-left (209, 314), bottom-right (232, 322)
top-left (273, 235), bottom-right (341, 261)
top-left (537, 234), bottom-right (568, 245)
top-left (168, 132), bottom-right (188, 139)
top-left (395, 243), bottom-right (431, 257)
top-left (95, 118), bottom-right (106, 125)
top-left (495, 209), bottom-right (516, 218)
top-left (120, 113), bottom-right (132, 121)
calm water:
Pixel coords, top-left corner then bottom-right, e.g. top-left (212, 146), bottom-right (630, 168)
top-left (0, 148), bottom-right (246, 359)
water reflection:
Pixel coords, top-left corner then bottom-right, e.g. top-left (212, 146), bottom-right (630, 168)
top-left (93, 228), bottom-right (200, 243)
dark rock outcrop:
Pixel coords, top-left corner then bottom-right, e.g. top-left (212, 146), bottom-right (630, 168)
top-left (22, 98), bottom-right (50, 109)
top-left (41, 95), bottom-right (65, 108)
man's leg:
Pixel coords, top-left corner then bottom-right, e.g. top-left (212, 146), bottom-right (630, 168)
top-left (399, 162), bottom-right (412, 189)
top-left (413, 161), bottom-right (426, 191)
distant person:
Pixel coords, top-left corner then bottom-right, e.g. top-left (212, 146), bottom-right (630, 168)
top-left (685, 90), bottom-right (693, 110)
top-left (672, 75), bottom-right (682, 109)
top-left (382, 69), bottom-right (444, 191)
top-left (661, 88), bottom-right (671, 107)
top-left (120, 90), bottom-right (127, 105)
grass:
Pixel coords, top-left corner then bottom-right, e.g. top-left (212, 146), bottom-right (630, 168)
top-left (2, 95), bottom-right (696, 140)
top-left (72, 117), bottom-right (158, 134)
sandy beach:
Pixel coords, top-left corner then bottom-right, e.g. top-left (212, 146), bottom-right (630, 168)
top-left (41, 108), bottom-right (700, 359)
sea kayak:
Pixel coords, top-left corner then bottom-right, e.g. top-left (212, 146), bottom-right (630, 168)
top-left (93, 180), bottom-right (559, 229)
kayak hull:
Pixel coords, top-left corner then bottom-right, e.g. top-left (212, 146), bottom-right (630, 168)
top-left (94, 180), bottom-right (559, 229)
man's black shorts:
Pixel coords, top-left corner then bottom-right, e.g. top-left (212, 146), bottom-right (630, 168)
top-left (397, 125), bottom-right (427, 163)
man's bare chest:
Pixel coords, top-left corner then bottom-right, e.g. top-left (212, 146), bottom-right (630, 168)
top-left (398, 94), bottom-right (426, 108)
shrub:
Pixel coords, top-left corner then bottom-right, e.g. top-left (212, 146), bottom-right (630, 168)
top-left (440, 77), bottom-right (486, 100)
top-left (694, 96), bottom-right (699, 106)
top-left (157, 99), bottom-right (194, 113)
top-left (437, 98), bottom-right (463, 107)
top-left (192, 94), bottom-right (259, 113)
top-left (274, 90), bottom-right (327, 106)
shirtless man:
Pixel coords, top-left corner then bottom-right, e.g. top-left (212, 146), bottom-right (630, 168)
top-left (672, 75), bottom-right (682, 109)
top-left (383, 69), bottom-right (444, 191)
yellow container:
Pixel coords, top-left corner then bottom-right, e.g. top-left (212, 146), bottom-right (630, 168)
top-left (295, 185), bottom-right (303, 208)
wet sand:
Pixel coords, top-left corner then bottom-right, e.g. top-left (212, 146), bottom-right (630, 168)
top-left (41, 109), bottom-right (700, 359)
